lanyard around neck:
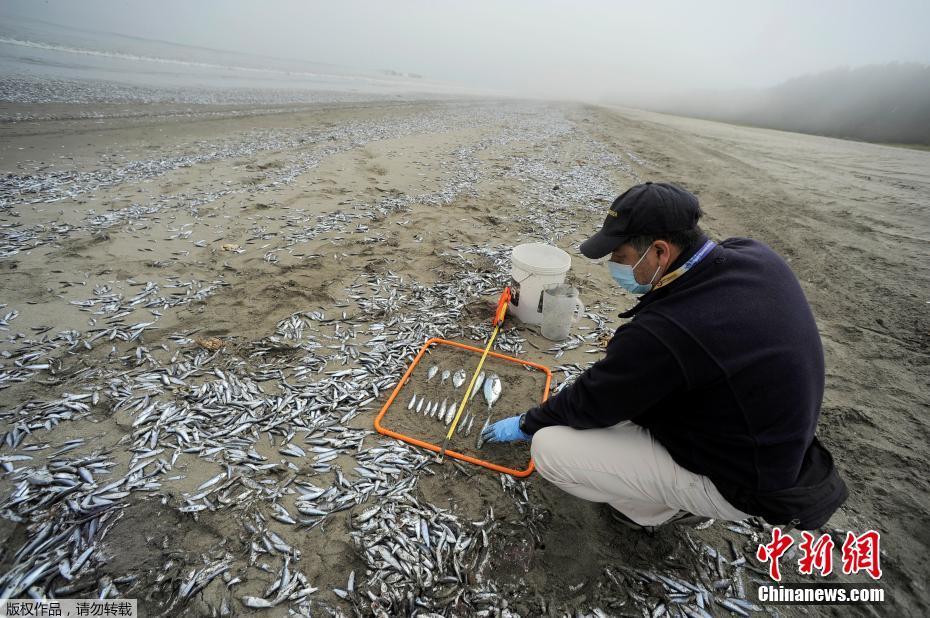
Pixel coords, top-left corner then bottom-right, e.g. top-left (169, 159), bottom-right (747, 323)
top-left (652, 240), bottom-right (717, 290)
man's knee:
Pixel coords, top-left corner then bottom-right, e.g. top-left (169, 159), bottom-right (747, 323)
top-left (530, 426), bottom-right (562, 480)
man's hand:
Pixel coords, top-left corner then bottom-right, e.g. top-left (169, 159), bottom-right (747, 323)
top-left (481, 415), bottom-right (530, 443)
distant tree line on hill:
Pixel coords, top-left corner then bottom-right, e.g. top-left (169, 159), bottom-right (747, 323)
top-left (646, 63), bottom-right (930, 146)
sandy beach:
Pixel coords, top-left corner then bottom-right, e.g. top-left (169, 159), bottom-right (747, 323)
top-left (1, 98), bottom-right (928, 616)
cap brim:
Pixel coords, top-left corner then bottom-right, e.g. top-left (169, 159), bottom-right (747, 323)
top-left (579, 231), bottom-right (629, 259)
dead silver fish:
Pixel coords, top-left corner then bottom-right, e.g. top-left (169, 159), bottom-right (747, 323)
top-left (483, 373), bottom-right (501, 409)
top-left (242, 596), bottom-right (275, 608)
top-left (426, 365), bottom-right (439, 382)
top-left (476, 420), bottom-right (490, 448)
top-left (280, 443), bottom-right (306, 457)
top-left (477, 373), bottom-right (502, 448)
top-left (470, 371), bottom-right (485, 400)
top-left (440, 369), bottom-right (451, 384)
top-left (456, 409), bottom-right (470, 433)
top-left (440, 398), bottom-right (452, 424)
top-left (407, 393), bottom-right (418, 410)
top-left (452, 369), bottom-right (466, 389)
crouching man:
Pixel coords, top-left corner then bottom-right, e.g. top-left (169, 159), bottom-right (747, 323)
top-left (482, 182), bottom-right (847, 532)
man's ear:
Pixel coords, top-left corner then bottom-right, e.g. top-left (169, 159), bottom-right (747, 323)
top-left (653, 239), bottom-right (672, 262)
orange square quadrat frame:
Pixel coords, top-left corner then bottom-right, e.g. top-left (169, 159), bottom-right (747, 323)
top-left (374, 337), bottom-right (552, 477)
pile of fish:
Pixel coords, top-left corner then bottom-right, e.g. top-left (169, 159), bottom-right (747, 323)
top-left (589, 517), bottom-right (807, 618)
top-left (348, 497), bottom-right (508, 616)
top-left (0, 277), bottom-right (226, 391)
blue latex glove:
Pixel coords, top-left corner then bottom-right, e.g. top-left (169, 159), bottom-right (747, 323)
top-left (481, 415), bottom-right (531, 443)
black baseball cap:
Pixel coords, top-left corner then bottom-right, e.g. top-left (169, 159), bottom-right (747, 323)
top-left (579, 182), bottom-right (702, 259)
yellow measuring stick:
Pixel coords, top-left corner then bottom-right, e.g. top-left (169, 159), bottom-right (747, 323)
top-left (437, 288), bottom-right (510, 461)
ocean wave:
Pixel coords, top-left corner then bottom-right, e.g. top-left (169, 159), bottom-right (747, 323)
top-left (0, 35), bottom-right (423, 88)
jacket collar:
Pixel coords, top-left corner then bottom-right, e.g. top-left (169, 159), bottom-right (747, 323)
top-left (619, 234), bottom-right (711, 318)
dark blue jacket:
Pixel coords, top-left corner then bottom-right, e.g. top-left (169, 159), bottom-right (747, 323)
top-left (523, 237), bottom-right (847, 525)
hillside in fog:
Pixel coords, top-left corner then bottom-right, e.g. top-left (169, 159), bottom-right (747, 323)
top-left (639, 63), bottom-right (930, 146)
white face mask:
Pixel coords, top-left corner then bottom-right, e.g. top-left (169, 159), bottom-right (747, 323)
top-left (608, 245), bottom-right (661, 294)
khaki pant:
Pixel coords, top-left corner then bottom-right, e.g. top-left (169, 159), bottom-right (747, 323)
top-left (531, 421), bottom-right (751, 526)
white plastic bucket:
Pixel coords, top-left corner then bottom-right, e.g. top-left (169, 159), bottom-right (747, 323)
top-left (509, 243), bottom-right (572, 325)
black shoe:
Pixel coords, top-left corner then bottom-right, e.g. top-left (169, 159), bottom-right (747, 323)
top-left (664, 511), bottom-right (711, 527)
top-left (602, 504), bottom-right (710, 532)
top-left (602, 504), bottom-right (656, 534)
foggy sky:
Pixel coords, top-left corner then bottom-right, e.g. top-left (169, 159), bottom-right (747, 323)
top-left (3, 0), bottom-right (929, 101)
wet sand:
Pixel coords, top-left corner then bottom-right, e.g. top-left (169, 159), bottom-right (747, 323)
top-left (1, 98), bottom-right (928, 615)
